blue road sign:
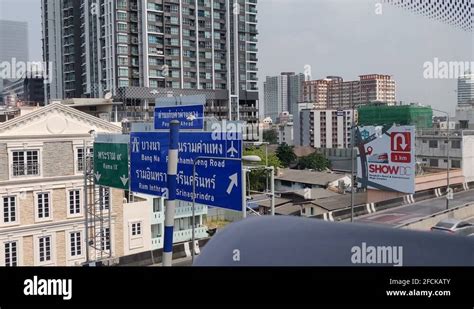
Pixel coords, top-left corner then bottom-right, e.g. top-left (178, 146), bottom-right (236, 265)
top-left (154, 104), bottom-right (204, 130)
top-left (130, 132), bottom-right (243, 210)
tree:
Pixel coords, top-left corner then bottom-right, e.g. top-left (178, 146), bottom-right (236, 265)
top-left (243, 147), bottom-right (281, 192)
top-left (297, 152), bottom-right (330, 171)
top-left (262, 129), bottom-right (278, 144)
top-left (276, 143), bottom-right (296, 167)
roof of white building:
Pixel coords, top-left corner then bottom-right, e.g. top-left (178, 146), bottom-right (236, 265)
top-left (275, 168), bottom-right (345, 187)
top-left (0, 102), bottom-right (122, 136)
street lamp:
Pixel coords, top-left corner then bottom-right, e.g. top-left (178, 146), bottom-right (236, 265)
top-left (350, 107), bottom-right (356, 222)
top-left (431, 107), bottom-right (451, 210)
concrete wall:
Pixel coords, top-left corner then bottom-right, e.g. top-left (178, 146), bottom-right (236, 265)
top-left (415, 169), bottom-right (464, 192)
top-left (416, 135), bottom-right (463, 168)
top-left (366, 169), bottom-right (465, 201)
top-left (462, 135), bottom-right (474, 182)
top-left (122, 197), bottom-right (151, 257)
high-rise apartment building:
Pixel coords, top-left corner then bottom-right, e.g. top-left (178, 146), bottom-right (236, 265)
top-left (457, 71), bottom-right (474, 105)
top-left (359, 74), bottom-right (395, 105)
top-left (41, 0), bottom-right (259, 122)
top-left (264, 72), bottom-right (304, 121)
top-left (302, 74), bottom-right (396, 109)
top-left (298, 108), bottom-right (356, 149)
top-left (0, 20), bottom-right (29, 103)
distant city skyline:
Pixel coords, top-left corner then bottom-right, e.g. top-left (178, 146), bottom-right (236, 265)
top-left (0, 0), bottom-right (472, 114)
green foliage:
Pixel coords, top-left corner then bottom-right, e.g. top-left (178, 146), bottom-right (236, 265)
top-left (262, 129), bottom-right (278, 144)
top-left (297, 152), bottom-right (330, 171)
top-left (243, 147), bottom-right (281, 192)
top-left (276, 143), bottom-right (297, 167)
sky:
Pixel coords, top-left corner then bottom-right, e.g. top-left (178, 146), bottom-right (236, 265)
top-left (0, 0), bottom-right (472, 115)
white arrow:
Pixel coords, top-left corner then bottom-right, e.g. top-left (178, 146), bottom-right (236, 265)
top-left (120, 175), bottom-right (128, 186)
top-left (94, 172), bottom-right (101, 182)
top-left (393, 133), bottom-right (408, 151)
top-left (227, 173), bottom-right (238, 194)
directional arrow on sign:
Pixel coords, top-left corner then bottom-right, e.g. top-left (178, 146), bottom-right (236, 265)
top-left (227, 173), bottom-right (238, 194)
top-left (393, 133), bottom-right (408, 151)
top-left (120, 175), bottom-right (129, 186)
top-left (94, 172), bottom-right (101, 182)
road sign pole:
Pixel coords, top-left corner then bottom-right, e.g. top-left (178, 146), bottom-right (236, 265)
top-left (242, 168), bottom-right (247, 218)
top-left (163, 120), bottom-right (180, 267)
top-left (83, 139), bottom-right (90, 263)
top-left (270, 166), bottom-right (275, 216)
top-left (446, 115), bottom-right (450, 210)
top-left (192, 160), bottom-right (197, 264)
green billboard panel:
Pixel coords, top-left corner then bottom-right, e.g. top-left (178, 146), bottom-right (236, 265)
top-left (93, 142), bottom-right (129, 190)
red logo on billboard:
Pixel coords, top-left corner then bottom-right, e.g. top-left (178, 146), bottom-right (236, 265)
top-left (391, 132), bottom-right (411, 163)
top-left (391, 132), bottom-right (411, 152)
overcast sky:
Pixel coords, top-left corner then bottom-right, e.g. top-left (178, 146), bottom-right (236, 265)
top-left (0, 0), bottom-right (472, 114)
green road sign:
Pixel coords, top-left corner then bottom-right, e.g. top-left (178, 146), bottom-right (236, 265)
top-left (93, 142), bottom-right (129, 190)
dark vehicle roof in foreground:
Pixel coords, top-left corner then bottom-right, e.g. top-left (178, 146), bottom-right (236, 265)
top-left (194, 216), bottom-right (474, 266)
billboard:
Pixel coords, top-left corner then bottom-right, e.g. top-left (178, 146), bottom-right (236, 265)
top-left (356, 125), bottom-right (415, 194)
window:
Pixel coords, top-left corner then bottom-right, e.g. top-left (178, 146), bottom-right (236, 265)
top-left (117, 34), bottom-right (128, 43)
top-left (153, 198), bottom-right (162, 212)
top-left (117, 23), bottom-right (127, 32)
top-left (118, 67), bottom-right (129, 77)
top-left (428, 140), bottom-right (438, 148)
top-left (69, 190), bottom-right (81, 215)
top-left (37, 193), bottom-right (50, 220)
top-left (148, 35), bottom-right (160, 44)
top-left (70, 232), bottom-right (81, 257)
top-left (4, 241), bottom-right (17, 266)
top-left (118, 57), bottom-right (128, 65)
top-left (452, 140), bottom-right (461, 149)
top-left (101, 228), bottom-right (110, 251)
top-left (429, 159), bottom-right (439, 167)
top-left (117, 11), bottom-right (127, 21)
top-left (99, 187), bottom-right (110, 210)
top-left (310, 207), bottom-right (314, 216)
top-left (170, 16), bottom-right (179, 24)
top-left (119, 79), bottom-right (129, 87)
top-left (12, 150), bottom-right (39, 176)
top-left (149, 80), bottom-right (158, 88)
top-left (3, 196), bottom-right (16, 223)
top-left (38, 236), bottom-right (51, 263)
top-left (117, 0), bottom-right (127, 9)
top-left (451, 160), bottom-right (461, 168)
top-left (117, 45), bottom-right (128, 54)
top-left (77, 147), bottom-right (92, 172)
top-left (119, 68), bottom-right (128, 77)
top-left (151, 224), bottom-right (162, 238)
top-left (131, 222), bottom-right (142, 236)
top-left (459, 120), bottom-right (469, 129)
